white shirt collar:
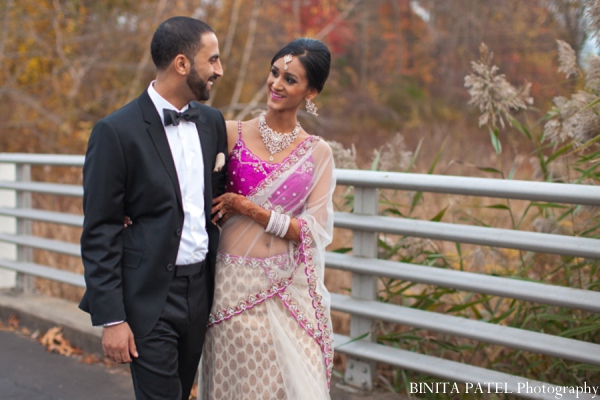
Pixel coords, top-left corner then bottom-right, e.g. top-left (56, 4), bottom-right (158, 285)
top-left (147, 81), bottom-right (189, 126)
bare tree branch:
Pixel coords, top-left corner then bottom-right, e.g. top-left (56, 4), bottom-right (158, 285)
top-left (233, 0), bottom-right (362, 120)
top-left (2, 88), bottom-right (63, 125)
top-left (233, 89), bottom-right (266, 121)
top-left (51, 0), bottom-right (101, 102)
top-left (292, 0), bottom-right (301, 37)
top-left (125, 0), bottom-right (168, 102)
top-left (222, 0), bottom-right (244, 61)
top-left (315, 0), bottom-right (362, 40)
top-left (0, 0), bottom-right (13, 71)
top-left (206, 0), bottom-right (244, 106)
top-left (225, 0), bottom-right (260, 119)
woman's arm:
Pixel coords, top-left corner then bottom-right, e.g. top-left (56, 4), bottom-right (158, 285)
top-left (212, 193), bottom-right (301, 242)
top-left (225, 120), bottom-right (239, 153)
top-left (212, 138), bottom-right (334, 245)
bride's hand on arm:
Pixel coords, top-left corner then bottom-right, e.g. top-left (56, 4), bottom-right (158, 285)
top-left (211, 193), bottom-right (300, 242)
top-left (211, 193), bottom-right (249, 225)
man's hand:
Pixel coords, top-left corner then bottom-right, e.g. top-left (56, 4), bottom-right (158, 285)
top-left (102, 322), bottom-right (138, 363)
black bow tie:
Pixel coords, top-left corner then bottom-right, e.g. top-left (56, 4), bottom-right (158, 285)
top-left (163, 106), bottom-right (201, 126)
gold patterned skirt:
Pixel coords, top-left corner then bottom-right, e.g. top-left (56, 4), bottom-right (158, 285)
top-left (200, 253), bottom-right (330, 400)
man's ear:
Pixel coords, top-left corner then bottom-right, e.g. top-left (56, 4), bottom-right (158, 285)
top-left (173, 55), bottom-right (189, 76)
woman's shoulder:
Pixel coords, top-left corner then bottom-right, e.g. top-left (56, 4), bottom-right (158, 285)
top-left (225, 120), bottom-right (240, 132)
top-left (306, 134), bottom-right (332, 156)
top-left (225, 118), bottom-right (260, 135)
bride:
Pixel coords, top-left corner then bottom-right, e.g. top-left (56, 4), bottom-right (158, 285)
top-left (202, 38), bottom-right (335, 399)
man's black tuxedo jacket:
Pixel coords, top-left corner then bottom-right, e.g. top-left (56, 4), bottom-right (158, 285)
top-left (79, 90), bottom-right (228, 337)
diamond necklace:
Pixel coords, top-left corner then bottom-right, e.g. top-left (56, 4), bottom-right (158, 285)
top-left (258, 112), bottom-right (301, 162)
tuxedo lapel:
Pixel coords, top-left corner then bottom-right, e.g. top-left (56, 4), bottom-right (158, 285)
top-left (139, 91), bottom-right (183, 209)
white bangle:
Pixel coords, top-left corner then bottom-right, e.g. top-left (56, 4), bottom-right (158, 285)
top-left (266, 211), bottom-right (291, 238)
top-left (266, 211), bottom-right (278, 234)
top-left (273, 212), bottom-right (284, 237)
top-left (278, 214), bottom-right (291, 238)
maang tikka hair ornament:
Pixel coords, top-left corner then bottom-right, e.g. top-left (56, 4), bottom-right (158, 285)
top-left (283, 54), bottom-right (293, 71)
top-left (306, 99), bottom-right (318, 116)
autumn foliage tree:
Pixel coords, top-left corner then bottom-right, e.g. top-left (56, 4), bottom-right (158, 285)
top-left (0, 0), bottom-right (588, 161)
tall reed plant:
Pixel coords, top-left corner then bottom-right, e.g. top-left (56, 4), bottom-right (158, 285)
top-left (329, 7), bottom-right (600, 394)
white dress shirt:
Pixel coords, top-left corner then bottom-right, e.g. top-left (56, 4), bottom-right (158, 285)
top-left (148, 82), bottom-right (208, 265)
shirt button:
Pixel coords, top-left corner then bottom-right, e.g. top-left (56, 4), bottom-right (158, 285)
top-left (175, 229), bottom-right (182, 236)
top-left (166, 263), bottom-right (174, 271)
top-left (192, 226), bottom-right (197, 231)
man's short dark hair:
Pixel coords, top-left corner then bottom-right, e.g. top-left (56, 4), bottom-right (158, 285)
top-left (151, 17), bottom-right (214, 70)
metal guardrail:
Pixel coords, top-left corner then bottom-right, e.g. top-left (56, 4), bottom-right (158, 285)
top-left (0, 153), bottom-right (599, 399)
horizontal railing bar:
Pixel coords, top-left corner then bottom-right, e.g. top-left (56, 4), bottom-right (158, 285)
top-left (0, 234), bottom-right (80, 257)
top-left (336, 169), bottom-right (600, 206)
top-left (325, 253), bottom-right (600, 313)
top-left (334, 212), bottom-right (600, 260)
top-left (331, 294), bottom-right (600, 366)
top-left (2, 155), bottom-right (599, 206)
top-left (0, 181), bottom-right (83, 197)
top-left (0, 208), bottom-right (83, 227)
top-left (333, 334), bottom-right (587, 400)
top-left (0, 153), bottom-right (84, 166)
top-left (0, 259), bottom-right (85, 287)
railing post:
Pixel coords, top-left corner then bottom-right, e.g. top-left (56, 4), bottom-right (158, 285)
top-left (0, 162), bottom-right (17, 288)
top-left (15, 163), bottom-right (34, 293)
top-left (344, 186), bottom-right (378, 390)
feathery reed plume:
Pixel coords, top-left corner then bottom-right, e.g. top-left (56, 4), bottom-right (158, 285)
top-left (465, 43), bottom-right (533, 130)
top-left (327, 140), bottom-right (358, 170)
top-left (543, 90), bottom-right (600, 145)
top-left (585, 0), bottom-right (600, 41)
top-left (543, 38), bottom-right (600, 146)
top-left (556, 40), bottom-right (580, 78)
top-left (585, 54), bottom-right (600, 91)
top-left (376, 133), bottom-right (413, 172)
top-left (532, 217), bottom-right (567, 235)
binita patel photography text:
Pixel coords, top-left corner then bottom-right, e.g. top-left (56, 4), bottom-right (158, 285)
top-left (410, 381), bottom-right (599, 399)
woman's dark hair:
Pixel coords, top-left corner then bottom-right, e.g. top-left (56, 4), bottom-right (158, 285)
top-left (271, 38), bottom-right (331, 93)
top-left (151, 17), bottom-right (214, 70)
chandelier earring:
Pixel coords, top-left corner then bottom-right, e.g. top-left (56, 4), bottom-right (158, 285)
top-left (306, 98), bottom-right (318, 116)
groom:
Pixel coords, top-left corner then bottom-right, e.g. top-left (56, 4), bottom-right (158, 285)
top-left (79, 17), bottom-right (227, 400)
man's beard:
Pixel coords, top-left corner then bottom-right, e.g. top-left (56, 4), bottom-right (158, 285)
top-left (187, 66), bottom-right (212, 101)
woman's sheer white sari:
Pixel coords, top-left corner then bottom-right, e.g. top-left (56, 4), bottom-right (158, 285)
top-left (201, 136), bottom-right (335, 399)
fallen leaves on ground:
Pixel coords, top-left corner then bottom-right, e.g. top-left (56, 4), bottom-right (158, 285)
top-left (39, 326), bottom-right (83, 357)
top-left (1, 316), bottom-right (128, 376)
top-left (8, 313), bottom-right (19, 329)
top-left (78, 353), bottom-right (120, 369)
top-left (1, 314), bottom-right (40, 339)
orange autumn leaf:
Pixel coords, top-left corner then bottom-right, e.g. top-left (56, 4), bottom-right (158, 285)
top-left (39, 326), bottom-right (82, 357)
top-left (8, 314), bottom-right (20, 330)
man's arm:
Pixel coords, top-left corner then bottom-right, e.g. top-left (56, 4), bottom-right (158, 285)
top-left (80, 118), bottom-right (127, 326)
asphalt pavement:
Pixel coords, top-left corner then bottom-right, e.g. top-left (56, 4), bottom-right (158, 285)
top-left (0, 329), bottom-right (134, 400)
top-left (0, 290), bottom-right (404, 400)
